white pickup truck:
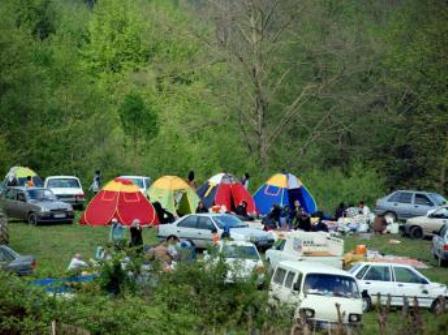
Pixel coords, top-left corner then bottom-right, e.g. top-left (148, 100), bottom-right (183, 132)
top-left (265, 231), bottom-right (344, 270)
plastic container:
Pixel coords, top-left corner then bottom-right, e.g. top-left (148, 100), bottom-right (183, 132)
top-left (355, 244), bottom-right (367, 255)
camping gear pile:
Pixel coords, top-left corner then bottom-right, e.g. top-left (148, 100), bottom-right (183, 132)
top-left (343, 245), bottom-right (429, 269)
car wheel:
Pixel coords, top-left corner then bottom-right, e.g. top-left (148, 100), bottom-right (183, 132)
top-left (27, 213), bottom-right (38, 226)
top-left (384, 211), bottom-right (397, 223)
top-left (431, 297), bottom-right (446, 314)
top-left (362, 295), bottom-right (372, 313)
top-left (438, 256), bottom-right (448, 267)
top-left (410, 226), bottom-right (423, 239)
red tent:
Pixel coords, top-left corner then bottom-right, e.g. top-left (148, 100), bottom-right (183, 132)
top-left (196, 173), bottom-right (257, 214)
top-left (80, 178), bottom-right (158, 226)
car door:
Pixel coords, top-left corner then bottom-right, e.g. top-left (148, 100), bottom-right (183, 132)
top-left (175, 215), bottom-right (199, 243)
top-left (388, 192), bottom-right (414, 219)
top-left (270, 266), bottom-right (288, 303)
top-left (432, 224), bottom-right (448, 258)
top-left (281, 270), bottom-right (301, 306)
top-left (412, 193), bottom-right (435, 218)
top-left (2, 189), bottom-right (17, 217)
top-left (195, 216), bottom-right (215, 248)
top-left (16, 191), bottom-right (30, 220)
top-left (426, 207), bottom-right (448, 236)
top-left (359, 265), bottom-right (395, 305)
top-left (392, 266), bottom-right (433, 308)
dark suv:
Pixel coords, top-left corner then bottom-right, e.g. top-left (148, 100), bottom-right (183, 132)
top-left (0, 187), bottom-right (74, 225)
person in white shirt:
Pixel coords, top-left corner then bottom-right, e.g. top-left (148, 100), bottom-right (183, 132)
top-left (67, 253), bottom-right (89, 272)
top-left (358, 201), bottom-right (371, 216)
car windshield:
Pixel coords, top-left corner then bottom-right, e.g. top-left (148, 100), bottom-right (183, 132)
top-left (222, 245), bottom-right (259, 260)
top-left (27, 189), bottom-right (56, 201)
top-left (47, 178), bottom-right (80, 188)
top-left (304, 273), bottom-right (360, 299)
top-left (429, 193), bottom-right (447, 206)
top-left (128, 178), bottom-right (144, 188)
top-left (348, 263), bottom-right (363, 274)
top-left (214, 215), bottom-right (248, 229)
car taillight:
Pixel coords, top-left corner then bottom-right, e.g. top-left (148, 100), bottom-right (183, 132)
top-left (443, 244), bottom-right (448, 251)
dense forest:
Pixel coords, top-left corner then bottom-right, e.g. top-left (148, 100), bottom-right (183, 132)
top-left (0, 0), bottom-right (446, 209)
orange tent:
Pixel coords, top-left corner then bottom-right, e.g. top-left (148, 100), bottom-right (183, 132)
top-left (80, 178), bottom-right (158, 226)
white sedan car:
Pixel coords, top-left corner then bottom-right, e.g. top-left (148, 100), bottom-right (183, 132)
top-left (205, 241), bottom-right (265, 285)
top-left (157, 214), bottom-right (275, 250)
top-left (349, 262), bottom-right (447, 312)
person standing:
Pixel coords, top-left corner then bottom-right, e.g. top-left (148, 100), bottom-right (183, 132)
top-left (241, 173), bottom-right (250, 190)
top-left (110, 218), bottom-right (126, 247)
top-left (26, 176), bottom-right (34, 187)
top-left (89, 170), bottom-right (101, 194)
top-left (196, 201), bottom-right (208, 213)
top-left (129, 219), bottom-right (143, 252)
top-left (187, 170), bottom-right (196, 189)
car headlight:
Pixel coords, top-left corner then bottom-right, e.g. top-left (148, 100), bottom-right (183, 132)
top-left (349, 314), bottom-right (362, 323)
top-left (40, 207), bottom-right (50, 212)
top-left (299, 308), bottom-right (315, 319)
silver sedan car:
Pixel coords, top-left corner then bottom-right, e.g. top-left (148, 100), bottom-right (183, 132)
top-left (375, 190), bottom-right (446, 222)
top-left (1, 187), bottom-right (74, 225)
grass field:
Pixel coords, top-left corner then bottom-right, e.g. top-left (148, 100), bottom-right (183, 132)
top-left (6, 219), bottom-right (448, 334)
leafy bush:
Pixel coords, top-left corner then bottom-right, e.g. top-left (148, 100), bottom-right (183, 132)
top-left (305, 162), bottom-right (386, 213)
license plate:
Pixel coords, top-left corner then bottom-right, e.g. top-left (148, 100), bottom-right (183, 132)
top-left (54, 213), bottom-right (66, 218)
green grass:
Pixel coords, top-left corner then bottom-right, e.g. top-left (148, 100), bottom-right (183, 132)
top-left (8, 219), bottom-right (159, 277)
top-left (6, 221), bottom-right (448, 333)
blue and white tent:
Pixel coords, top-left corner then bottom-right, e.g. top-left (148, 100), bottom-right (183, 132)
top-left (253, 173), bottom-right (317, 215)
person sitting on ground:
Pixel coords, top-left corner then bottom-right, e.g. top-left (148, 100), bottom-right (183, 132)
top-left (262, 204), bottom-right (281, 230)
top-left (358, 201), bottom-right (371, 216)
top-left (334, 202), bottom-right (346, 220)
top-left (293, 211), bottom-right (312, 232)
top-left (153, 201), bottom-right (175, 224)
top-left (235, 201), bottom-right (248, 217)
top-left (373, 214), bottom-right (388, 234)
top-left (196, 201), bottom-right (208, 213)
top-left (311, 211), bottom-right (329, 232)
top-left (166, 235), bottom-right (180, 261)
top-left (129, 219), bottom-right (143, 252)
top-left (147, 242), bottom-right (174, 272)
top-left (67, 253), bottom-right (89, 272)
top-left (26, 176), bottom-right (34, 188)
top-left (344, 204), bottom-right (359, 218)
